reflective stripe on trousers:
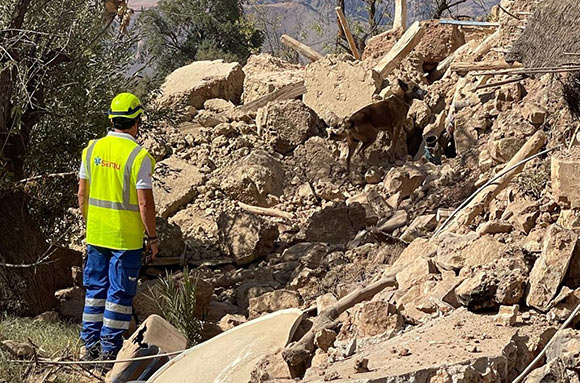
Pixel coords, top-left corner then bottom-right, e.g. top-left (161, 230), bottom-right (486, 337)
top-left (81, 245), bottom-right (142, 353)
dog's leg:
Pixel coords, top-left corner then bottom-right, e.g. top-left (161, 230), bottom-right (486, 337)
top-left (356, 129), bottom-right (378, 162)
top-left (390, 124), bottom-right (402, 161)
top-left (346, 135), bottom-right (358, 175)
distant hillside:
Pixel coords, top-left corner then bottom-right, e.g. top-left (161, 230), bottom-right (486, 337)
top-left (130, 0), bottom-right (500, 54)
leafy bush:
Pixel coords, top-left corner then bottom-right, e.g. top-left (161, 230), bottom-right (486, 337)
top-left (150, 266), bottom-right (203, 347)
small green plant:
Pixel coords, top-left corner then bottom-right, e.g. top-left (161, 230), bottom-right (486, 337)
top-left (150, 266), bottom-right (203, 347)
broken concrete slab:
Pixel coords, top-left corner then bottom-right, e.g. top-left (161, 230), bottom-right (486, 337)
top-left (242, 53), bottom-right (304, 104)
top-left (158, 60), bottom-right (244, 109)
top-left (153, 157), bottom-right (205, 218)
top-left (218, 212), bottom-right (279, 266)
top-left (303, 55), bottom-right (380, 123)
top-left (147, 309), bottom-right (303, 383)
top-left (108, 314), bottom-right (187, 383)
top-left (527, 224), bottom-right (579, 311)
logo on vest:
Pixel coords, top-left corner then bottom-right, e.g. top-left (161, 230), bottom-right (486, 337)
top-left (94, 157), bottom-right (121, 170)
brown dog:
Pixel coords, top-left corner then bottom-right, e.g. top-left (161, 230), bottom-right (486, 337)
top-left (330, 79), bottom-right (427, 173)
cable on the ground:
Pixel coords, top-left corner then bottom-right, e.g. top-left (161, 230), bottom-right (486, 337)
top-left (8, 349), bottom-right (186, 366)
top-left (511, 301), bottom-right (580, 383)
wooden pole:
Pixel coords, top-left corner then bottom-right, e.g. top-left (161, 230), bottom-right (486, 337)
top-left (372, 21), bottom-right (425, 83)
top-left (450, 61), bottom-right (524, 72)
top-left (393, 0), bottom-right (407, 31)
top-left (335, 7), bottom-right (360, 60)
top-left (280, 34), bottom-right (324, 62)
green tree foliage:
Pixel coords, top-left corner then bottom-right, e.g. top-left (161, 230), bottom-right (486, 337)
top-left (0, 1), bottom-right (142, 185)
top-left (139, 0), bottom-right (264, 78)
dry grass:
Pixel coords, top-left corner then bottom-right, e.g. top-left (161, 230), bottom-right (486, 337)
top-left (0, 314), bottom-right (96, 383)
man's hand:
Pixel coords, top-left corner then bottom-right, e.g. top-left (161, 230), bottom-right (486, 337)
top-left (145, 239), bottom-right (159, 265)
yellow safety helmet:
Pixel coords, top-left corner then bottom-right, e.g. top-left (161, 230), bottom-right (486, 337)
top-left (108, 93), bottom-right (143, 120)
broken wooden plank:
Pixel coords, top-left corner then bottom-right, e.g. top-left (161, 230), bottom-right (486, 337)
top-left (393, 0), bottom-right (407, 31)
top-left (335, 7), bottom-right (361, 60)
top-left (450, 61), bottom-right (524, 72)
top-left (237, 81), bottom-right (306, 114)
top-left (280, 34), bottom-right (324, 62)
top-left (372, 21), bottom-right (425, 83)
top-left (472, 28), bottom-right (501, 60)
top-left (439, 20), bottom-right (500, 27)
top-left (428, 42), bottom-right (471, 81)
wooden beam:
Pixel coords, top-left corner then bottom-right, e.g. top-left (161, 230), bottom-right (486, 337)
top-left (280, 34), bottom-right (324, 62)
top-left (335, 7), bottom-right (360, 60)
top-left (238, 81), bottom-right (306, 113)
top-left (372, 21), bottom-right (425, 83)
top-left (450, 61), bottom-right (523, 72)
top-left (393, 0), bottom-right (407, 31)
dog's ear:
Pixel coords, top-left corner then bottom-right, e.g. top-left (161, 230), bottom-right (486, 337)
top-left (398, 79), bottom-right (409, 91)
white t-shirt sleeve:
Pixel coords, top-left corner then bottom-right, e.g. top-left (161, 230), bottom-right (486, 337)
top-left (136, 155), bottom-right (153, 190)
top-left (79, 159), bottom-right (88, 180)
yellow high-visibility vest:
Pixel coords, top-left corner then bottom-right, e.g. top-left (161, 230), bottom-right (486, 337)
top-left (82, 135), bottom-right (155, 250)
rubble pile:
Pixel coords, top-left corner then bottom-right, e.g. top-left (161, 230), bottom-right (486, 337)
top-left (45, 0), bottom-right (580, 381)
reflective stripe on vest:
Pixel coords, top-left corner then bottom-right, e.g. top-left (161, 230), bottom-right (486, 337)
top-left (86, 143), bottom-right (141, 212)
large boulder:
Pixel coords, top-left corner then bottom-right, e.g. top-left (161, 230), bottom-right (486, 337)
top-left (256, 99), bottom-right (324, 154)
top-left (241, 53), bottom-right (304, 104)
top-left (293, 137), bottom-right (343, 181)
top-left (218, 212), bottom-right (279, 265)
top-left (435, 233), bottom-right (510, 272)
top-left (552, 150), bottom-right (580, 209)
top-left (158, 60), bottom-right (244, 109)
top-left (55, 286), bottom-right (84, 320)
top-left (304, 55), bottom-right (379, 123)
top-left (170, 206), bottom-right (220, 261)
top-left (384, 164), bottom-right (426, 201)
top-left (156, 217), bottom-right (185, 258)
top-left (220, 150), bottom-right (285, 207)
top-left (527, 225), bottom-right (579, 311)
top-left (153, 157), bottom-right (205, 218)
top-left (456, 252), bottom-right (528, 311)
top-left (303, 203), bottom-right (367, 245)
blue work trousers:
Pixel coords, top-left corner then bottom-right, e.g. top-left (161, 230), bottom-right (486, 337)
top-left (81, 245), bottom-right (142, 354)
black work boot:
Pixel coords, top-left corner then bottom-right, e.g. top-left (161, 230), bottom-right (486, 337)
top-left (82, 343), bottom-right (101, 362)
top-left (95, 350), bottom-right (118, 374)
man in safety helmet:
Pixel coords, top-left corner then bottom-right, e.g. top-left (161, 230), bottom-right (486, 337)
top-left (77, 92), bottom-right (159, 362)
